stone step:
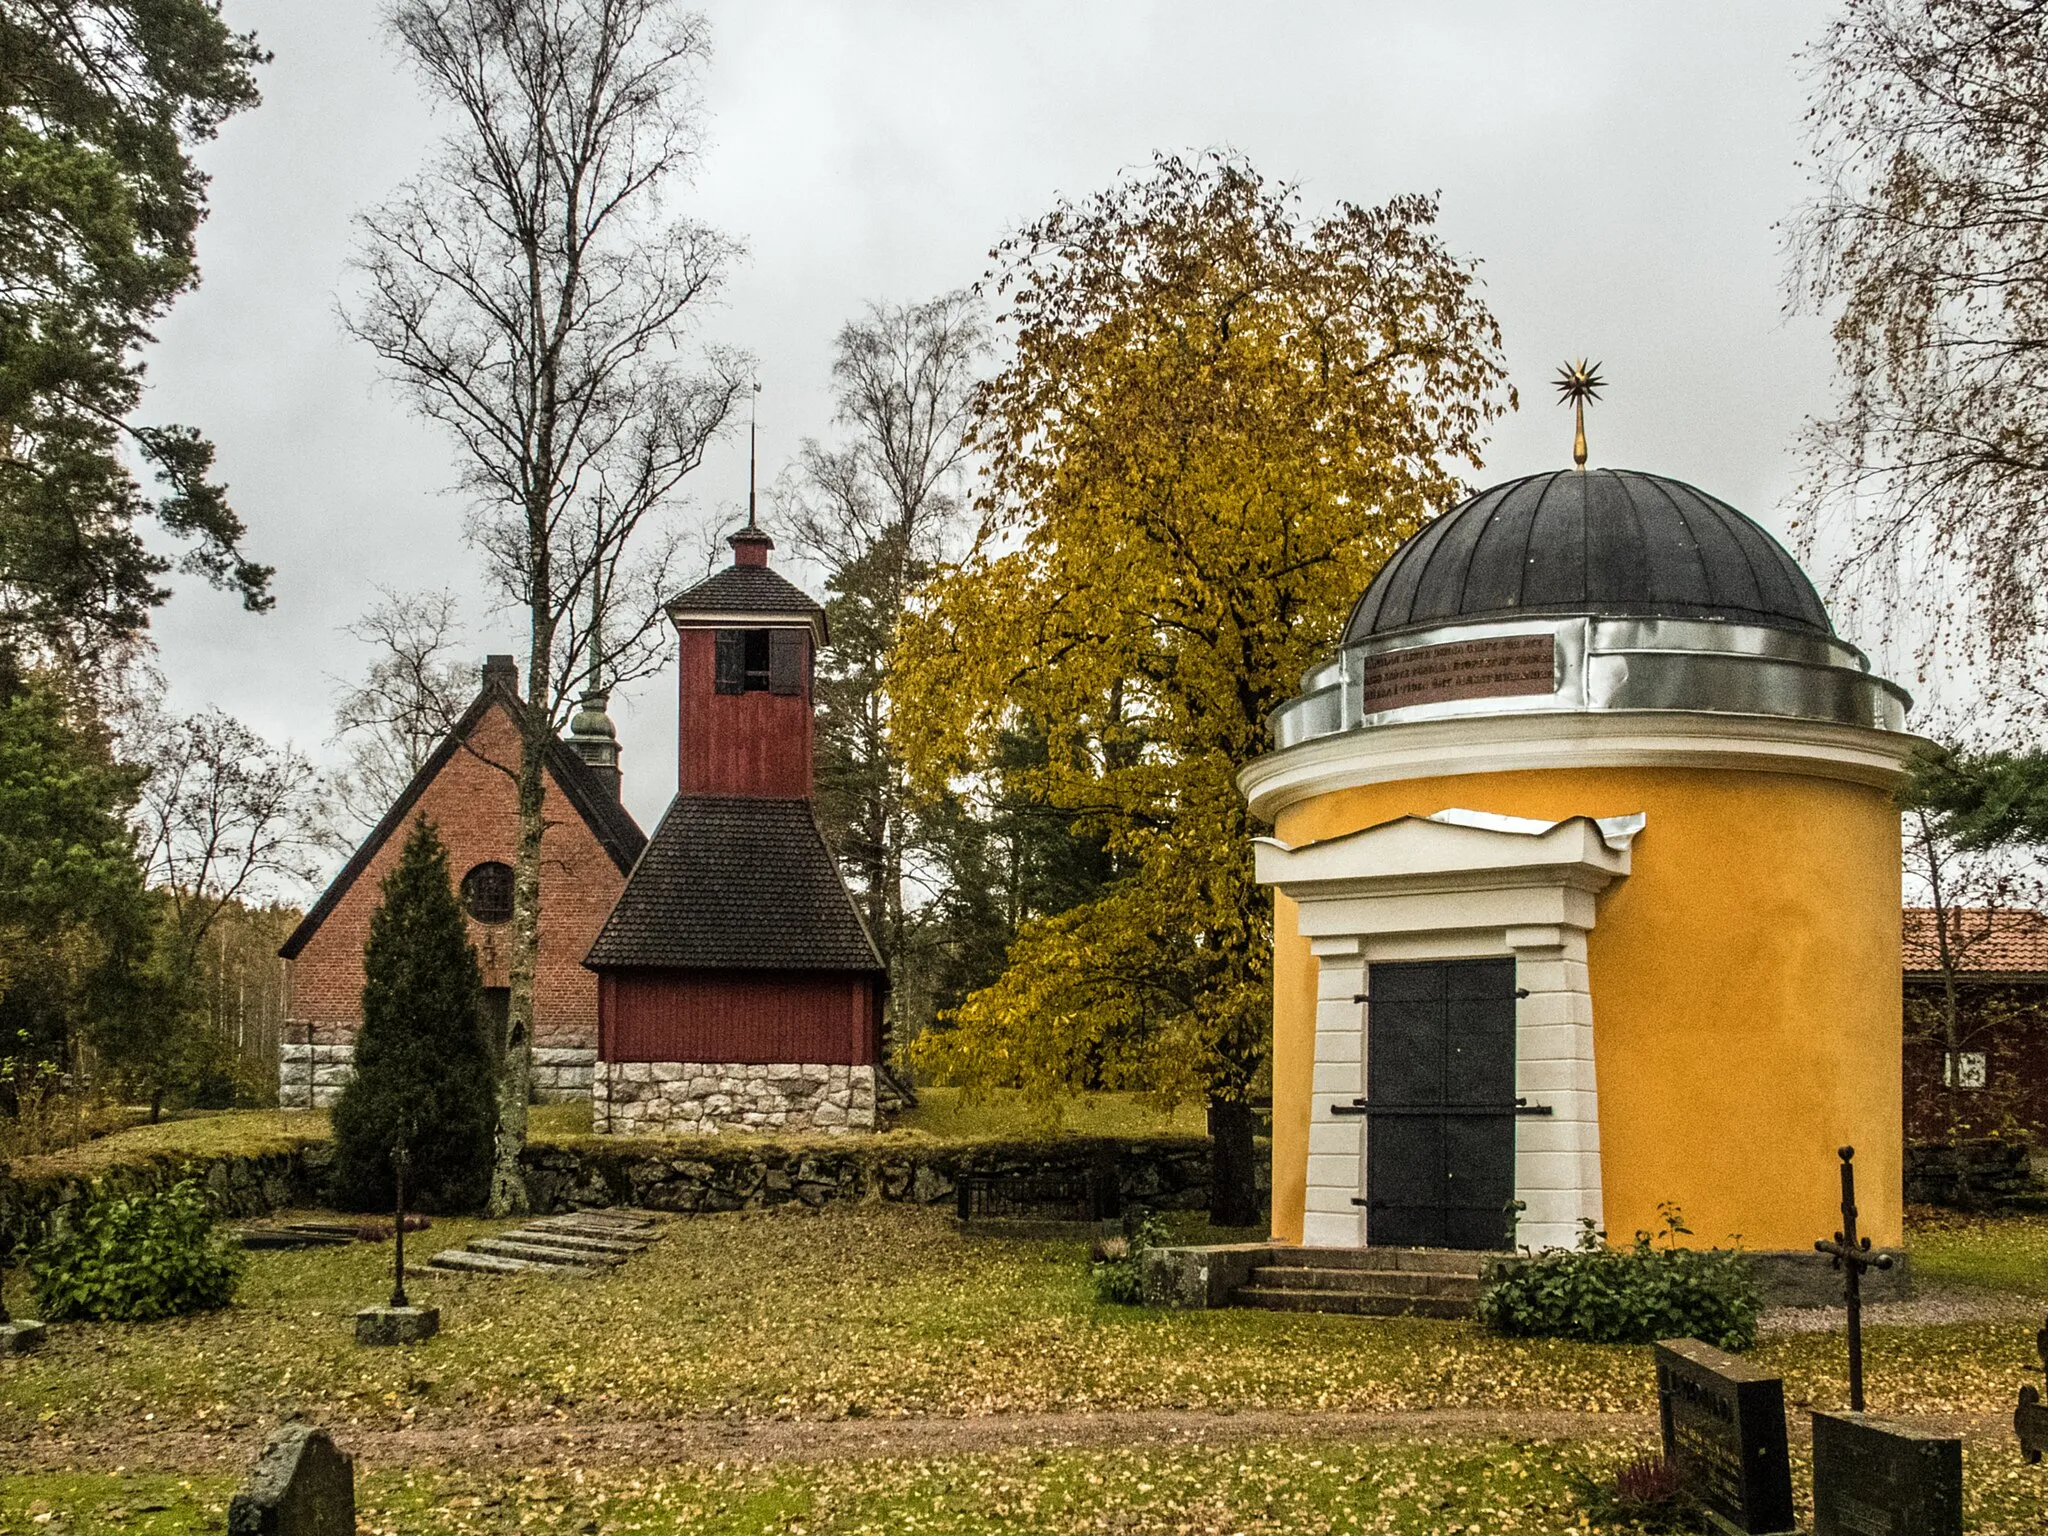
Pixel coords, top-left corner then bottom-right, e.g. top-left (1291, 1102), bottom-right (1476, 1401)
top-left (532, 1211), bottom-right (662, 1236)
top-left (500, 1229), bottom-right (644, 1257)
top-left (1258, 1246), bottom-right (1494, 1276)
top-left (1234, 1286), bottom-right (1476, 1319)
top-left (1246, 1266), bottom-right (1482, 1298)
top-left (468, 1237), bottom-right (613, 1268)
top-left (429, 1249), bottom-right (530, 1275)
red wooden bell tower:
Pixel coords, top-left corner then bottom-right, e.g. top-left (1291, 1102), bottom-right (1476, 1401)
top-left (583, 514), bottom-right (888, 1137)
top-left (671, 525), bottom-right (821, 798)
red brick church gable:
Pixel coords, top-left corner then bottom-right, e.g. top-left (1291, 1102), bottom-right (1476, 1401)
top-left (278, 657), bottom-right (645, 1106)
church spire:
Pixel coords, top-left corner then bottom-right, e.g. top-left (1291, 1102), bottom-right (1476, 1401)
top-left (729, 379), bottom-right (774, 567)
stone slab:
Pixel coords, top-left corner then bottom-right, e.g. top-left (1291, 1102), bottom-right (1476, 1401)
top-left (227, 1424), bottom-right (355, 1536)
top-left (0, 1319), bottom-right (47, 1354)
top-left (1142, 1244), bottom-right (1274, 1308)
top-left (469, 1237), bottom-right (609, 1268)
top-left (1811, 1411), bottom-right (1962, 1536)
top-left (1654, 1338), bottom-right (1795, 1535)
top-left (498, 1229), bottom-right (642, 1256)
top-left (354, 1305), bottom-right (439, 1346)
top-left (428, 1249), bottom-right (529, 1275)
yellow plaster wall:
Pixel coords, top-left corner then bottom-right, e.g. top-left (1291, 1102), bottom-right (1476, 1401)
top-left (1267, 765), bottom-right (1902, 1250)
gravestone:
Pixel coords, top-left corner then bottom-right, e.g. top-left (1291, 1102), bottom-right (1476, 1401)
top-left (1811, 1412), bottom-right (1962, 1536)
top-left (1654, 1338), bottom-right (1795, 1534)
top-left (227, 1425), bottom-right (355, 1536)
top-left (2016, 1316), bottom-right (2047, 1463)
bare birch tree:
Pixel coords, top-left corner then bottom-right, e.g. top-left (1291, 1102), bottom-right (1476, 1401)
top-left (1791, 0), bottom-right (2048, 703)
top-left (347, 0), bottom-right (745, 1211)
top-left (330, 588), bottom-right (472, 833)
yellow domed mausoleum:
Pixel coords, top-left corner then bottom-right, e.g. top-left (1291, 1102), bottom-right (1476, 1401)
top-left (1241, 465), bottom-right (1918, 1262)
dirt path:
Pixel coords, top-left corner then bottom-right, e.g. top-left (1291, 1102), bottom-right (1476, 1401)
top-left (1, 1404), bottom-right (2019, 1476)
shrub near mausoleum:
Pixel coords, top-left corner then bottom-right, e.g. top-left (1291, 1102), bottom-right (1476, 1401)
top-left (30, 1179), bottom-right (242, 1322)
top-left (1479, 1207), bottom-right (1762, 1351)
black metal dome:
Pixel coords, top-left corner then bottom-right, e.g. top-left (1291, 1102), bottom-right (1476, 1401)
top-left (1344, 468), bottom-right (1832, 643)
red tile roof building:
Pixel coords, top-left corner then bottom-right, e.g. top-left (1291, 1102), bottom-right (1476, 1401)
top-left (1901, 906), bottom-right (2048, 1144)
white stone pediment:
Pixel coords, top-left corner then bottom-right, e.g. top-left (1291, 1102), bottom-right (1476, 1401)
top-left (1255, 809), bottom-right (1642, 901)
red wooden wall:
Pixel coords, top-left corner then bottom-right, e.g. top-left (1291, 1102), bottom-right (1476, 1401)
top-left (675, 627), bottom-right (814, 798)
top-left (599, 970), bottom-right (882, 1064)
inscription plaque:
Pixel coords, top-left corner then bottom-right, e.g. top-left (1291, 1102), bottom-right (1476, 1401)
top-left (1655, 1338), bottom-right (1795, 1534)
top-left (1357, 633), bottom-right (1557, 715)
top-left (1811, 1412), bottom-right (1962, 1536)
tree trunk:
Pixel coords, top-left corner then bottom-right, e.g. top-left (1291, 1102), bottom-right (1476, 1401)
top-left (1206, 1097), bottom-right (1261, 1229)
top-left (489, 715), bottom-right (544, 1216)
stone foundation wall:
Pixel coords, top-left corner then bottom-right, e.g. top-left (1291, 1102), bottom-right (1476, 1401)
top-left (280, 1042), bottom-right (598, 1107)
top-left (595, 1062), bottom-right (878, 1136)
top-left (533, 1047), bottom-right (596, 1103)
top-left (279, 1042), bottom-right (354, 1110)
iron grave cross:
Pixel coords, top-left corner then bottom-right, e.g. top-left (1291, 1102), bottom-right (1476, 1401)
top-left (1814, 1145), bottom-right (1893, 1413)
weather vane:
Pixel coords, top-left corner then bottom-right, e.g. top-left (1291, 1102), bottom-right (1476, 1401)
top-left (1554, 358), bottom-right (1606, 471)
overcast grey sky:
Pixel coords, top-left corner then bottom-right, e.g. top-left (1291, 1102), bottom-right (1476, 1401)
top-left (138, 1), bottom-right (1857, 838)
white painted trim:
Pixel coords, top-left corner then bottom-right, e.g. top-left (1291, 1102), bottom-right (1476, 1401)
top-left (1240, 708), bottom-right (1924, 821)
top-left (1265, 812), bottom-right (1624, 1253)
top-left (669, 611), bottom-right (828, 645)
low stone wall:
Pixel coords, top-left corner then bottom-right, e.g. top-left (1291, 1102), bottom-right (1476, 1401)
top-left (1904, 1138), bottom-right (2041, 1208)
top-left (593, 1062), bottom-right (879, 1136)
top-left (0, 1131), bottom-right (1211, 1253)
top-left (0, 1143), bottom-right (333, 1256)
top-left (520, 1132), bottom-right (1210, 1216)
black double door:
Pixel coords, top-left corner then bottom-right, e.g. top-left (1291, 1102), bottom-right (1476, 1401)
top-left (1362, 958), bottom-right (1518, 1251)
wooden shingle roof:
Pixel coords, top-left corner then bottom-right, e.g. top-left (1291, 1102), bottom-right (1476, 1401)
top-left (583, 796), bottom-right (884, 973)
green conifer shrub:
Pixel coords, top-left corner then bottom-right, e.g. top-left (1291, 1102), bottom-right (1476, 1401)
top-left (330, 816), bottom-right (497, 1212)
top-left (31, 1179), bottom-right (242, 1321)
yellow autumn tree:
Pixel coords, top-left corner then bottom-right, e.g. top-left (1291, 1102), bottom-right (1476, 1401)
top-left (893, 153), bottom-right (1513, 1220)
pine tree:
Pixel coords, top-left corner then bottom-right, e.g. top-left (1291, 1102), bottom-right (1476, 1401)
top-left (330, 816), bottom-right (496, 1212)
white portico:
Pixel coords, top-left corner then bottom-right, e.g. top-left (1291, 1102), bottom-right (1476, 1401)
top-left (1256, 809), bottom-right (1642, 1253)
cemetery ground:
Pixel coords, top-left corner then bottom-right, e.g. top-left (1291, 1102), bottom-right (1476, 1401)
top-left (2, 1123), bottom-right (2046, 1532)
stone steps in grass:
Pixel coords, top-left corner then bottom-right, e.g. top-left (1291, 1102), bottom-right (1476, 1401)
top-left (427, 1207), bottom-right (667, 1278)
top-left (1229, 1246), bottom-right (1490, 1319)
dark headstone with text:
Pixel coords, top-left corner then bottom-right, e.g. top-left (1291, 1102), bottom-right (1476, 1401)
top-left (1654, 1338), bottom-right (1795, 1534)
top-left (1812, 1412), bottom-right (1962, 1536)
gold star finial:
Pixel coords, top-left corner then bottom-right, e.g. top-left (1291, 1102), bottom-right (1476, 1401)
top-left (1553, 358), bottom-right (1606, 471)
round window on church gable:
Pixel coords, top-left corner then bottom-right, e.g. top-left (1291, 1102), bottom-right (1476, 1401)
top-left (461, 862), bottom-right (514, 924)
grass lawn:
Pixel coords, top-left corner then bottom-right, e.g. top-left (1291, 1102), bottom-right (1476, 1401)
top-left (4, 1086), bottom-right (2040, 1533)
top-left (2, 1195), bottom-right (2045, 1531)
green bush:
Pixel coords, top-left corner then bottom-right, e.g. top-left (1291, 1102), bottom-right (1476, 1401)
top-left (1478, 1207), bottom-right (1761, 1351)
top-left (1091, 1214), bottom-right (1168, 1304)
top-left (331, 815), bottom-right (497, 1213)
top-left (30, 1179), bottom-right (242, 1321)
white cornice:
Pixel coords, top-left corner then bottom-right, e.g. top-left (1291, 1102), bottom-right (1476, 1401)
top-left (1239, 709), bottom-right (1925, 822)
top-left (668, 609), bottom-right (828, 646)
